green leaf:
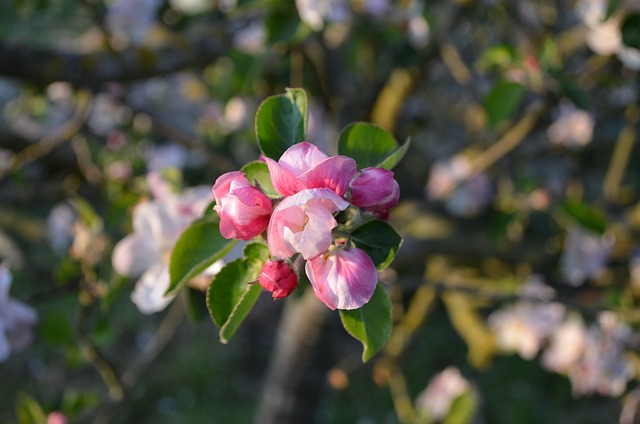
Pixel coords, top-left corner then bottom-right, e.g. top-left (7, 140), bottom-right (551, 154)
top-left (338, 122), bottom-right (400, 169)
top-left (241, 161), bottom-right (279, 198)
top-left (167, 217), bottom-right (237, 296)
top-left (15, 392), bottom-right (47, 424)
top-left (377, 138), bottom-right (411, 170)
top-left (256, 88), bottom-right (307, 160)
top-left (206, 243), bottom-right (269, 343)
top-left (621, 13), bottom-right (640, 50)
top-left (484, 79), bottom-right (526, 128)
top-left (444, 391), bottom-right (478, 424)
top-left (350, 219), bottom-right (402, 270)
top-left (339, 285), bottom-right (392, 362)
top-left (560, 201), bottom-right (606, 234)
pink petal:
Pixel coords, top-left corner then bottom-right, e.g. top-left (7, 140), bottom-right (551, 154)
top-left (267, 188), bottom-right (349, 259)
top-left (212, 171), bottom-right (246, 205)
top-left (264, 157), bottom-right (306, 196)
top-left (299, 155), bottom-right (357, 196)
top-left (305, 247), bottom-right (378, 310)
top-left (278, 142), bottom-right (328, 176)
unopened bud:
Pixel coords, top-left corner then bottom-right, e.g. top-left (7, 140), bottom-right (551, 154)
top-left (258, 260), bottom-right (298, 299)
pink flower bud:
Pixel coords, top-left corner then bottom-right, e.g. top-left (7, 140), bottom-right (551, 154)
top-left (213, 171), bottom-right (272, 240)
top-left (350, 167), bottom-right (400, 220)
top-left (258, 259), bottom-right (298, 299)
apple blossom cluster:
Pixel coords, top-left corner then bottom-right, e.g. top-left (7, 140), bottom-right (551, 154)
top-left (488, 278), bottom-right (635, 397)
top-left (212, 142), bottom-right (400, 310)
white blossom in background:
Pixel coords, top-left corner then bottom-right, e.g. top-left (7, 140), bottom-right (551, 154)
top-left (46, 202), bottom-right (78, 255)
top-left (560, 226), bottom-right (613, 287)
top-left (112, 173), bottom-right (215, 313)
top-left (444, 172), bottom-right (493, 218)
top-left (0, 262), bottom-right (38, 363)
top-left (362, 0), bottom-right (390, 17)
top-left (106, 0), bottom-right (161, 46)
top-left (547, 101), bottom-right (594, 149)
top-left (542, 314), bottom-right (587, 373)
top-left (567, 312), bottom-right (633, 397)
top-left (426, 156), bottom-right (472, 201)
top-left (415, 367), bottom-right (473, 422)
top-left (232, 21), bottom-right (266, 55)
top-left (488, 299), bottom-right (565, 360)
top-left (169, 0), bottom-right (212, 14)
top-left (576, 0), bottom-right (640, 70)
top-left (145, 144), bottom-right (190, 172)
top-left (296, 0), bottom-right (349, 31)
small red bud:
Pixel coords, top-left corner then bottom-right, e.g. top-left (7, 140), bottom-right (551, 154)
top-left (258, 259), bottom-right (298, 299)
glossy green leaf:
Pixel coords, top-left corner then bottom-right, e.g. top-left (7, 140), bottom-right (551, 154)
top-left (339, 285), bottom-right (392, 362)
top-left (560, 201), bottom-right (606, 234)
top-left (207, 243), bottom-right (269, 343)
top-left (484, 79), bottom-right (525, 128)
top-left (241, 161), bottom-right (279, 198)
top-left (377, 137), bottom-right (411, 170)
top-left (338, 122), bottom-right (401, 169)
top-left (350, 219), bottom-right (402, 270)
top-left (256, 88), bottom-right (307, 160)
top-left (167, 217), bottom-right (237, 296)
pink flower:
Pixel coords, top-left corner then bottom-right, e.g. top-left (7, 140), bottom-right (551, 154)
top-left (258, 259), bottom-right (298, 299)
top-left (213, 171), bottom-right (272, 240)
top-left (350, 167), bottom-right (400, 220)
top-left (305, 247), bottom-right (378, 310)
top-left (267, 188), bottom-right (349, 260)
top-left (264, 142), bottom-right (357, 197)
top-left (47, 412), bottom-right (67, 424)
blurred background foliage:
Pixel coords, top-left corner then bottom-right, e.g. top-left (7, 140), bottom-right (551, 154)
top-left (1, 0), bottom-right (640, 423)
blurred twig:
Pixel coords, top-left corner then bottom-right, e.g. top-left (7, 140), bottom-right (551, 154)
top-left (0, 22), bottom-right (232, 85)
top-left (0, 89), bottom-right (93, 181)
top-left (469, 100), bottom-right (547, 176)
top-left (603, 105), bottom-right (638, 203)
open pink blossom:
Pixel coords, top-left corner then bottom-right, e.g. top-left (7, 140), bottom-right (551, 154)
top-left (350, 167), bottom-right (399, 220)
top-left (0, 262), bottom-right (38, 363)
top-left (267, 188), bottom-right (349, 260)
top-left (258, 259), bottom-right (298, 299)
top-left (213, 171), bottom-right (272, 240)
top-left (305, 247), bottom-right (378, 310)
top-left (264, 142), bottom-right (357, 197)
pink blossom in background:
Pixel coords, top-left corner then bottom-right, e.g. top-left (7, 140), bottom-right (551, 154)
top-left (112, 173), bottom-right (214, 314)
top-left (212, 171), bottom-right (272, 240)
top-left (0, 262), bottom-right (38, 363)
top-left (305, 246), bottom-right (377, 310)
top-left (415, 367), bottom-right (473, 422)
top-left (350, 167), bottom-right (400, 220)
top-left (426, 156), bottom-right (472, 201)
top-left (264, 142), bottom-right (357, 197)
top-left (258, 260), bottom-right (298, 299)
top-left (46, 411), bottom-right (67, 424)
top-left (267, 188), bottom-right (349, 260)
